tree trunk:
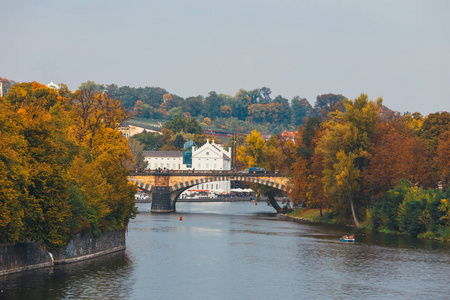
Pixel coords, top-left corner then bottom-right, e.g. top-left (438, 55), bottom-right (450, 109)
top-left (268, 194), bottom-right (282, 213)
top-left (349, 196), bottom-right (360, 228)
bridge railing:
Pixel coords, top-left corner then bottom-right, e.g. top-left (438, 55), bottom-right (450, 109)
top-left (130, 169), bottom-right (284, 177)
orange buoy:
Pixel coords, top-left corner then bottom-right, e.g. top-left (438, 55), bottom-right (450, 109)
top-left (255, 202), bottom-right (257, 205)
top-left (179, 216), bottom-right (183, 221)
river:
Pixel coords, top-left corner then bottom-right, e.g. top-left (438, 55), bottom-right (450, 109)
top-left (1, 202), bottom-right (450, 299)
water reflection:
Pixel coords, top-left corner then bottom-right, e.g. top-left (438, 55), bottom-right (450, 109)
top-left (1, 252), bottom-right (133, 300)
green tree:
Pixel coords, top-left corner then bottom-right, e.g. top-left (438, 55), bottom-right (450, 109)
top-left (163, 115), bottom-right (203, 135)
top-left (316, 94), bottom-right (382, 226)
top-left (421, 111), bottom-right (450, 149)
top-left (128, 139), bottom-right (147, 169)
top-left (79, 80), bottom-right (104, 92)
top-left (292, 96), bottom-right (312, 126)
top-left (131, 132), bottom-right (164, 151)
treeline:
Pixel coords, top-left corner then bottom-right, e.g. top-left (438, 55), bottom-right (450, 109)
top-left (0, 82), bottom-right (136, 250)
top-left (236, 94), bottom-right (450, 240)
top-left (289, 95), bottom-right (450, 239)
top-left (83, 81), bottom-right (350, 134)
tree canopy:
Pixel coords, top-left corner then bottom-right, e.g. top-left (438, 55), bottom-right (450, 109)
top-left (0, 82), bottom-right (136, 250)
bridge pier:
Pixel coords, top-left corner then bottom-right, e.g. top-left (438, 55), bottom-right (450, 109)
top-left (151, 187), bottom-right (175, 213)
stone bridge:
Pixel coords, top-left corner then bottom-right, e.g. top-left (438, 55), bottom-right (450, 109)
top-left (128, 170), bottom-right (290, 213)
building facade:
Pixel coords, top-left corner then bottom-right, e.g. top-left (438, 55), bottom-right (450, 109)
top-left (143, 140), bottom-right (231, 193)
top-left (144, 151), bottom-right (186, 170)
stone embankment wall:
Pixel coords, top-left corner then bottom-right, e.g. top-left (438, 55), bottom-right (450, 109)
top-left (1, 230), bottom-right (126, 275)
top-left (51, 230), bottom-right (126, 264)
top-left (0, 242), bottom-right (53, 276)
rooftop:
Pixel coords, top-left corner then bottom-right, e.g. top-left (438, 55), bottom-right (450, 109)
top-left (143, 151), bottom-right (183, 158)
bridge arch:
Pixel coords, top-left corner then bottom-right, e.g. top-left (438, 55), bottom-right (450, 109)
top-left (128, 172), bottom-right (290, 213)
top-left (169, 176), bottom-right (290, 194)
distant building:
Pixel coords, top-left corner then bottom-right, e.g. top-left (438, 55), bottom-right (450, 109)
top-left (191, 139), bottom-right (231, 193)
top-left (118, 125), bottom-right (161, 138)
top-left (143, 139), bottom-right (231, 193)
top-left (191, 139), bottom-right (231, 171)
top-left (144, 151), bottom-right (186, 170)
top-left (47, 81), bottom-right (58, 89)
top-left (280, 131), bottom-right (297, 143)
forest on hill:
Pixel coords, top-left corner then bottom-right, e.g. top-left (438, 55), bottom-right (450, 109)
top-left (77, 80), bottom-right (366, 135)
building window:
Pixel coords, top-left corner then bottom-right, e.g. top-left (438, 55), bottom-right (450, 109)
top-left (214, 164), bottom-right (217, 169)
top-left (206, 163), bottom-right (209, 168)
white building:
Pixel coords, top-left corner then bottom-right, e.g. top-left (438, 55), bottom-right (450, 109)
top-left (47, 81), bottom-right (58, 89)
top-left (192, 139), bottom-right (231, 171)
top-left (119, 125), bottom-right (161, 139)
top-left (144, 151), bottom-right (186, 170)
top-left (143, 140), bottom-right (231, 193)
top-left (191, 140), bottom-right (231, 193)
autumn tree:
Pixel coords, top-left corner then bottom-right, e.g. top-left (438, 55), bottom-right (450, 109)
top-left (133, 100), bottom-right (145, 117)
top-left (0, 100), bottom-right (27, 244)
top-left (421, 111), bottom-right (450, 149)
top-left (436, 131), bottom-right (450, 190)
top-left (290, 117), bottom-right (327, 213)
top-left (220, 105), bottom-right (232, 118)
top-left (128, 139), bottom-right (147, 169)
top-left (1, 81), bottom-right (136, 250)
top-left (316, 94), bottom-right (382, 227)
top-left (237, 130), bottom-right (267, 168)
top-left (313, 93), bottom-right (346, 120)
top-left (363, 118), bottom-right (436, 198)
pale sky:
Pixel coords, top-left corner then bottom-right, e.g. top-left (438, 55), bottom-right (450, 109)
top-left (1, 0), bottom-right (449, 115)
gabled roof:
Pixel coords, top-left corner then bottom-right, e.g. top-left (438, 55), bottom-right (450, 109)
top-left (143, 151), bottom-right (183, 158)
top-left (193, 140), bottom-right (223, 156)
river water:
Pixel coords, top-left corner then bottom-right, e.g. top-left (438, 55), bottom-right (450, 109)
top-left (1, 202), bottom-right (450, 299)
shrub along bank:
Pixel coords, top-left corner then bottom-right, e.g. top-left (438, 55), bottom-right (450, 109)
top-left (289, 179), bottom-right (450, 242)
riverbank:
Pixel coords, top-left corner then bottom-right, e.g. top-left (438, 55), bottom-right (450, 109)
top-left (1, 230), bottom-right (125, 276)
top-left (285, 207), bottom-right (450, 243)
top-left (284, 208), bottom-right (337, 224)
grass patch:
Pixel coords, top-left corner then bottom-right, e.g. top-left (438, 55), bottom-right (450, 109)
top-left (288, 208), bottom-right (333, 222)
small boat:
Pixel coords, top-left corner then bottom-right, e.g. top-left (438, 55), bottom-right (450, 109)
top-left (340, 235), bottom-right (355, 243)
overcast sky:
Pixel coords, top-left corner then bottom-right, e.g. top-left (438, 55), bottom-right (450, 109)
top-left (1, 0), bottom-right (449, 115)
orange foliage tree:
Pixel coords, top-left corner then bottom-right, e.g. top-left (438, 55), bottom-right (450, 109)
top-left (0, 81), bottom-right (136, 250)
